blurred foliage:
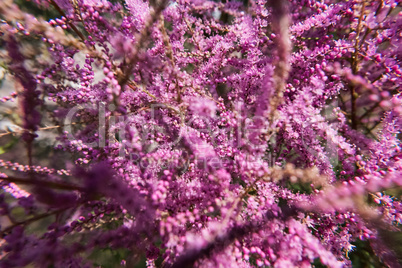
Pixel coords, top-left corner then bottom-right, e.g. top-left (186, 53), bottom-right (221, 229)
top-left (89, 247), bottom-right (133, 268)
top-left (349, 239), bottom-right (386, 268)
top-left (0, 136), bottom-right (19, 155)
top-left (14, 0), bottom-right (59, 20)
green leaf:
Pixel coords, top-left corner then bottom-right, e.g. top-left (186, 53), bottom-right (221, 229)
top-left (0, 136), bottom-right (19, 155)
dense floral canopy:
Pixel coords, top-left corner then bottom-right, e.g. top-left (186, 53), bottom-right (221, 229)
top-left (0, 0), bottom-right (401, 267)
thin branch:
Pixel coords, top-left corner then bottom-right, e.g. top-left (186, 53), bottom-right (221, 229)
top-left (359, 101), bottom-right (380, 121)
top-left (167, 203), bottom-right (297, 268)
top-left (0, 206), bottom-right (72, 237)
top-left (350, 1), bottom-right (366, 129)
top-left (0, 176), bottom-right (84, 191)
top-left (158, 16), bottom-right (182, 103)
top-left (49, 0), bottom-right (86, 42)
top-left (0, 122), bottom-right (88, 138)
top-left (266, 0), bottom-right (291, 125)
top-left (118, 0), bottom-right (169, 89)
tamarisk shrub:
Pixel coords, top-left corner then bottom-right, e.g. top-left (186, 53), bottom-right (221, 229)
top-left (0, 0), bottom-right (401, 267)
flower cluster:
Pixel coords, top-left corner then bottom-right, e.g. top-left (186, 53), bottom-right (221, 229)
top-left (0, 0), bottom-right (401, 267)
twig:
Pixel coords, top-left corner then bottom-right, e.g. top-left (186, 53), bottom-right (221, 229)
top-left (158, 16), bottom-right (182, 103)
top-left (0, 206), bottom-right (72, 237)
top-left (49, 0), bottom-right (86, 42)
top-left (167, 202), bottom-right (297, 268)
top-left (359, 101), bottom-right (380, 121)
top-left (0, 122), bottom-right (88, 138)
top-left (350, 1), bottom-right (366, 129)
top-left (266, 0), bottom-right (291, 126)
top-left (0, 176), bottom-right (84, 191)
top-left (118, 0), bottom-right (169, 89)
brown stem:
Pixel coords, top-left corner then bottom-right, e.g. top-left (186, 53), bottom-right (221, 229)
top-left (183, 15), bottom-right (202, 51)
top-left (266, 0), bottom-right (291, 126)
top-left (0, 206), bottom-right (71, 237)
top-left (350, 1), bottom-right (366, 129)
top-left (350, 86), bottom-right (358, 129)
top-left (159, 16), bottom-right (182, 103)
top-left (0, 122), bottom-right (88, 138)
top-left (26, 141), bottom-right (33, 167)
top-left (49, 0), bottom-right (86, 42)
top-left (168, 202), bottom-right (297, 268)
top-left (0, 176), bottom-right (84, 191)
top-left (375, 0), bottom-right (384, 16)
top-left (118, 0), bottom-right (169, 89)
top-left (359, 101), bottom-right (380, 121)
